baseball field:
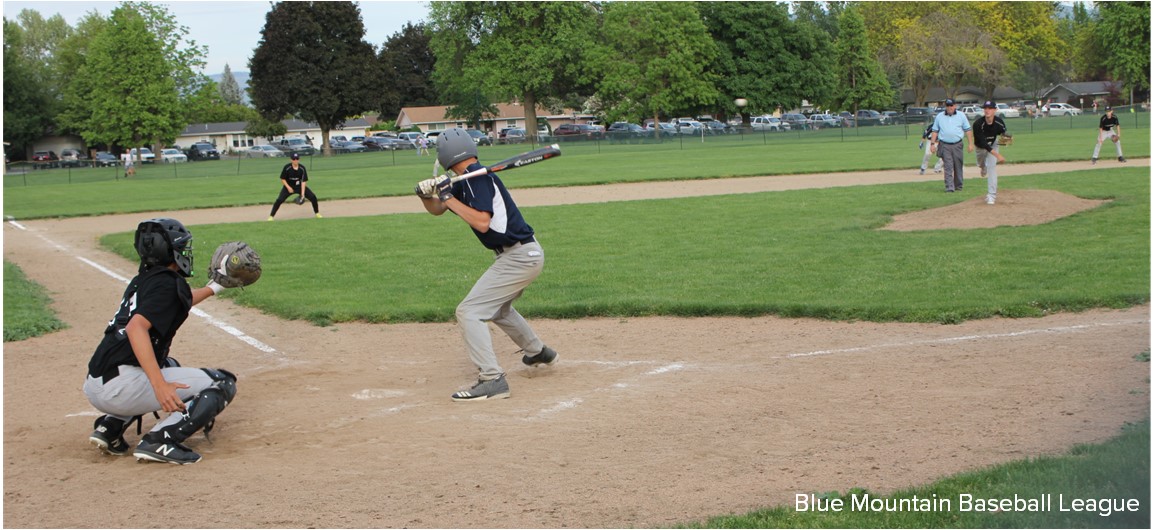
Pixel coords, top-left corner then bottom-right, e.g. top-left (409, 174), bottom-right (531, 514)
top-left (3, 125), bottom-right (1150, 527)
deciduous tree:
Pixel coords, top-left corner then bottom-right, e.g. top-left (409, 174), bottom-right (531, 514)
top-left (377, 22), bottom-right (437, 120)
top-left (592, 2), bottom-right (719, 133)
top-left (249, 1), bottom-right (384, 154)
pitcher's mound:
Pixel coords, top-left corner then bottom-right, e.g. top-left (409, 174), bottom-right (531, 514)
top-left (883, 189), bottom-right (1109, 231)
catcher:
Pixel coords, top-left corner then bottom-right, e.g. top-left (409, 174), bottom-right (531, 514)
top-left (268, 152), bottom-right (322, 220)
top-left (83, 219), bottom-right (260, 464)
top-left (1091, 106), bottom-right (1125, 164)
top-left (973, 101), bottom-right (1011, 205)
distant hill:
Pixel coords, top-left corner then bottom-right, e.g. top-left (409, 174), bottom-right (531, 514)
top-left (208, 71), bottom-right (251, 105)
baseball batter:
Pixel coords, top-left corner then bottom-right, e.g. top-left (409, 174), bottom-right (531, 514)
top-left (268, 152), bottom-right (322, 220)
top-left (973, 101), bottom-right (1010, 205)
top-left (1091, 106), bottom-right (1125, 164)
top-left (84, 218), bottom-right (238, 465)
top-left (414, 128), bottom-right (558, 401)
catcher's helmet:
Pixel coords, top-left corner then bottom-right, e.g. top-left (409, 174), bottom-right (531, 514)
top-left (436, 128), bottom-right (478, 171)
top-left (135, 218), bottom-right (194, 277)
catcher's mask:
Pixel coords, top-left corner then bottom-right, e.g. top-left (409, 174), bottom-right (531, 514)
top-left (135, 218), bottom-right (194, 277)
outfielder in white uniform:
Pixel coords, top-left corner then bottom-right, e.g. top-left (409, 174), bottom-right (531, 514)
top-left (1091, 107), bottom-right (1125, 164)
top-left (415, 128), bottom-right (559, 402)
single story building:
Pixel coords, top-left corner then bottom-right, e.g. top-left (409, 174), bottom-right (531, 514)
top-left (176, 118), bottom-right (372, 154)
top-left (1039, 81), bottom-right (1118, 108)
top-left (901, 86), bottom-right (1026, 108)
top-left (396, 103), bottom-right (593, 135)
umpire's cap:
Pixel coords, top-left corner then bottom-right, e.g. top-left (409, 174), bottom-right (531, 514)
top-left (944, 98), bottom-right (956, 106)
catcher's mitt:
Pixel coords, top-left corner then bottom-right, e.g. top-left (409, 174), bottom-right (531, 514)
top-left (998, 135), bottom-right (1014, 146)
top-left (208, 241), bottom-right (262, 288)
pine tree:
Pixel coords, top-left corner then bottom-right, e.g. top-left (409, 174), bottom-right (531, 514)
top-left (219, 63), bottom-right (244, 105)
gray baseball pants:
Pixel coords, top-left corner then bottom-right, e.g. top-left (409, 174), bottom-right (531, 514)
top-left (84, 366), bottom-right (215, 432)
top-left (976, 145), bottom-right (999, 202)
top-left (456, 241), bottom-right (545, 380)
top-left (1092, 130), bottom-right (1123, 159)
top-left (938, 141), bottom-right (965, 191)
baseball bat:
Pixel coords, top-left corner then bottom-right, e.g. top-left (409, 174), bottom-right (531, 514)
top-left (449, 144), bottom-right (561, 183)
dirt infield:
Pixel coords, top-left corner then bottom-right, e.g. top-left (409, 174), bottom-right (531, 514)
top-left (3, 160), bottom-right (1149, 528)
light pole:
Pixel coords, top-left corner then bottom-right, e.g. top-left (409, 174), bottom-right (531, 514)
top-left (735, 98), bottom-right (748, 132)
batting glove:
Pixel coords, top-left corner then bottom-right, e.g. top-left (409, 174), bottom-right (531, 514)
top-left (415, 178), bottom-right (437, 198)
top-left (434, 176), bottom-right (453, 202)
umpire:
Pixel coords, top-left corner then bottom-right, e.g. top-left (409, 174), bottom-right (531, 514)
top-left (930, 98), bottom-right (975, 193)
top-left (268, 153), bottom-right (322, 220)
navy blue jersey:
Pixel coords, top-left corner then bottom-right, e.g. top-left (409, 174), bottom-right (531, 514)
top-left (88, 267), bottom-right (192, 381)
top-left (451, 162), bottom-right (534, 250)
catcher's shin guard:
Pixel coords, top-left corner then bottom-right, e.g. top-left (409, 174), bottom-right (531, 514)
top-left (146, 368), bottom-right (237, 444)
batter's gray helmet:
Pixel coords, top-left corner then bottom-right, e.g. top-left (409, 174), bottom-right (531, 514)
top-left (437, 128), bottom-right (478, 171)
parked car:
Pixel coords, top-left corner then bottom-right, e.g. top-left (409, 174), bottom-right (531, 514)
top-left (607, 122), bottom-right (645, 142)
top-left (837, 111), bottom-right (856, 127)
top-left (1046, 102), bottom-right (1081, 116)
top-left (673, 119), bottom-right (705, 135)
top-left (898, 107), bottom-right (934, 125)
top-left (94, 151), bottom-right (120, 167)
top-left (643, 122), bottom-right (678, 137)
top-left (247, 145), bottom-right (285, 158)
top-left (465, 129), bottom-right (493, 146)
top-left (994, 103), bottom-right (1021, 119)
top-left (32, 150), bottom-right (60, 168)
top-left (853, 110), bottom-right (884, 126)
top-left (328, 135), bottom-right (349, 147)
top-left (386, 137), bottom-right (415, 150)
top-left (807, 114), bottom-right (840, 128)
top-left (59, 148), bottom-right (89, 168)
top-left (957, 105), bottom-right (982, 120)
top-left (498, 128), bottom-right (527, 144)
top-left (129, 147), bottom-right (156, 163)
top-left (277, 137), bottom-right (316, 157)
top-left (360, 137), bottom-right (393, 151)
top-left (424, 131), bottom-right (442, 146)
top-left (332, 141), bottom-right (367, 154)
top-left (780, 113), bottom-right (811, 130)
top-left (552, 123), bottom-right (604, 140)
top-left (397, 132), bottom-right (424, 146)
top-left (751, 115), bottom-right (788, 132)
top-left (186, 142), bottom-right (221, 161)
top-left (160, 148), bottom-right (188, 163)
top-left (701, 119), bottom-right (733, 134)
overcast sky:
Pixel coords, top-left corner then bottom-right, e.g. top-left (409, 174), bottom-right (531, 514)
top-left (3, 0), bottom-right (431, 74)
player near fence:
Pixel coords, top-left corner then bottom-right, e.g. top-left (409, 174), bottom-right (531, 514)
top-left (973, 101), bottom-right (1011, 205)
top-left (268, 153), bottom-right (322, 220)
top-left (1091, 106), bottom-right (1126, 165)
top-left (919, 122), bottom-right (944, 175)
top-left (413, 128), bottom-right (559, 402)
top-left (83, 218), bottom-right (258, 464)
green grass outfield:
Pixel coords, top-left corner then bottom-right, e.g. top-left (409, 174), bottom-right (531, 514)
top-left (96, 167), bottom-right (1149, 326)
top-left (4, 113), bottom-right (1148, 220)
top-left (682, 420), bottom-right (1149, 529)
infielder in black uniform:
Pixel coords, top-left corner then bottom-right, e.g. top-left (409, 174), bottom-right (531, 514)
top-left (1091, 106), bottom-right (1125, 164)
top-left (414, 128), bottom-right (559, 402)
top-left (84, 218), bottom-right (237, 465)
top-left (973, 101), bottom-right (1010, 205)
top-left (268, 152), bottom-right (322, 220)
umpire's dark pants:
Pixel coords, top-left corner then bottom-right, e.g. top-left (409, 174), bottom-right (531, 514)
top-left (938, 141), bottom-right (965, 191)
top-left (270, 187), bottom-right (319, 217)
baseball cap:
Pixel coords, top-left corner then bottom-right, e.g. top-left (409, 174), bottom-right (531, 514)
top-left (944, 98), bottom-right (956, 106)
top-left (1106, 106), bottom-right (1113, 111)
top-left (290, 153), bottom-right (300, 160)
top-left (982, 100), bottom-right (997, 109)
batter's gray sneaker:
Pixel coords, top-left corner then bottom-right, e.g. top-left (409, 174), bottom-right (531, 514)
top-left (134, 436), bottom-right (202, 465)
top-left (451, 375), bottom-right (510, 402)
top-left (522, 345), bottom-right (558, 367)
top-left (89, 415), bottom-right (131, 456)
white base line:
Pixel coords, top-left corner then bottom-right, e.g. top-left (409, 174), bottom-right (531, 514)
top-left (11, 220), bottom-right (278, 355)
top-left (786, 320), bottom-right (1150, 359)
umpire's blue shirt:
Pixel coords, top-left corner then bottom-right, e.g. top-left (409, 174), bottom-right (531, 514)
top-left (452, 162), bottom-right (535, 250)
top-left (932, 111), bottom-right (971, 143)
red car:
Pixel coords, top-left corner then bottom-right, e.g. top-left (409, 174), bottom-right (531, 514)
top-left (552, 124), bottom-right (604, 140)
top-left (32, 150), bottom-right (59, 168)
